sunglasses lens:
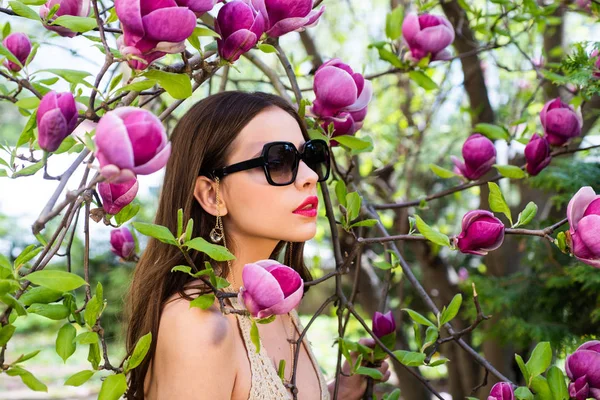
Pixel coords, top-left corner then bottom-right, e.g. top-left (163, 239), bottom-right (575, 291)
top-left (304, 141), bottom-right (330, 182)
top-left (266, 143), bottom-right (297, 184)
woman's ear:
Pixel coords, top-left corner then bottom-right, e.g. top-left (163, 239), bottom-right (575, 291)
top-left (193, 176), bottom-right (228, 217)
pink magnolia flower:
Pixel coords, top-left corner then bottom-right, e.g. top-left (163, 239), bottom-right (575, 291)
top-left (565, 340), bottom-right (600, 400)
top-left (215, 0), bottom-right (265, 62)
top-left (98, 178), bottom-right (139, 215)
top-left (251, 0), bottom-right (324, 38)
top-left (175, 0), bottom-right (222, 16)
top-left (524, 133), bottom-right (552, 176)
top-left (94, 107), bottom-right (171, 182)
top-left (238, 259), bottom-right (304, 319)
top-left (40, 0), bottom-right (91, 37)
top-left (373, 311), bottom-right (396, 339)
top-left (566, 187), bottom-right (600, 268)
top-left (37, 91), bottom-right (78, 152)
top-left (455, 210), bottom-right (505, 256)
top-left (488, 382), bottom-right (514, 400)
top-left (401, 13), bottom-right (455, 62)
top-left (540, 98), bottom-right (582, 146)
top-left (309, 58), bottom-right (373, 144)
top-left (451, 134), bottom-right (496, 181)
top-left (115, 0), bottom-right (197, 70)
top-left (2, 33), bottom-right (31, 72)
top-left (110, 227), bottom-right (136, 260)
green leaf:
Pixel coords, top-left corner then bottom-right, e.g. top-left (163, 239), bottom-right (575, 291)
top-left (402, 308), bottom-right (436, 328)
top-left (56, 323), bottom-right (76, 363)
top-left (335, 180), bottom-right (347, 207)
top-left (28, 303), bottom-right (69, 320)
top-left (37, 69), bottom-right (92, 87)
top-left (184, 237), bottom-right (236, 261)
top-left (84, 295), bottom-right (103, 328)
top-left (12, 160), bottom-right (44, 177)
top-left (0, 41), bottom-right (23, 69)
top-left (64, 370), bottom-right (95, 386)
top-left (355, 366), bottom-right (384, 379)
top-left (474, 123), bottom-right (510, 141)
top-left (428, 357), bottom-right (449, 367)
top-left (414, 215), bottom-right (450, 247)
top-left (530, 375), bottom-right (553, 400)
top-left (6, 366), bottom-right (47, 391)
top-left (13, 349), bottom-right (41, 364)
top-left (385, 6), bottom-right (404, 40)
top-left (73, 331), bottom-right (99, 345)
top-left (488, 182), bottom-right (512, 225)
top-left (189, 294), bottom-right (215, 310)
top-left (546, 366), bottom-right (569, 400)
top-left (26, 270), bottom-right (87, 292)
top-left (349, 219), bottom-right (378, 228)
top-left (345, 192), bottom-right (361, 222)
top-left (177, 209), bottom-right (184, 239)
top-left (132, 222), bottom-right (177, 245)
top-left (430, 163), bottom-right (458, 178)
top-left (525, 342), bottom-right (552, 380)
top-left (143, 70), bottom-right (192, 100)
top-left (408, 70), bottom-right (438, 90)
top-left (98, 373), bottom-right (127, 400)
top-left (51, 16), bottom-right (97, 33)
top-left (114, 79), bottom-right (157, 95)
top-left (250, 319), bottom-right (260, 353)
top-left (384, 389), bottom-right (402, 400)
top-left (514, 202), bottom-right (537, 228)
top-left (258, 43), bottom-right (277, 53)
top-left (20, 287), bottom-right (63, 306)
top-left (439, 294), bottom-right (462, 326)
top-left (334, 135), bottom-right (372, 152)
top-left (515, 353), bottom-right (530, 384)
top-left (0, 279), bottom-right (21, 296)
top-left (194, 26), bottom-right (220, 38)
top-left (515, 387), bottom-right (534, 400)
top-left (494, 164), bottom-right (526, 179)
top-left (9, 1), bottom-right (41, 21)
top-left (0, 324), bottom-right (16, 346)
top-left (0, 293), bottom-right (27, 315)
top-left (125, 332), bottom-right (152, 373)
top-left (184, 218), bottom-right (194, 242)
top-left (87, 341), bottom-right (101, 370)
top-left (392, 350), bottom-right (426, 367)
top-left (421, 326), bottom-right (438, 352)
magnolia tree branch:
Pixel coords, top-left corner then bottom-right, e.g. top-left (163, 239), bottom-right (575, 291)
top-left (373, 143), bottom-right (600, 210)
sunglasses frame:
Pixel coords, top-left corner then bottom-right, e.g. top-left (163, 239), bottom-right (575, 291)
top-left (203, 139), bottom-right (331, 186)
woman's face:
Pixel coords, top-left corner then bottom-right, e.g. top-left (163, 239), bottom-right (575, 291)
top-left (212, 106), bottom-right (320, 244)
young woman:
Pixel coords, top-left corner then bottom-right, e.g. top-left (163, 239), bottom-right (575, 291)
top-left (124, 91), bottom-right (390, 399)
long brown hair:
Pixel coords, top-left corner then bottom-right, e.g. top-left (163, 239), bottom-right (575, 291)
top-left (124, 91), bottom-right (314, 398)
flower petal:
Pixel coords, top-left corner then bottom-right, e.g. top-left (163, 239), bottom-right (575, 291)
top-left (567, 187), bottom-right (597, 231)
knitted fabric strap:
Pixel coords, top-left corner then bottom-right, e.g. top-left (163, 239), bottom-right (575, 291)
top-left (223, 286), bottom-right (330, 399)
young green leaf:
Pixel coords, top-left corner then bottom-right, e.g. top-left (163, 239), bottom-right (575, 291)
top-left (430, 163), bottom-right (458, 179)
top-left (250, 319), bottom-right (260, 353)
top-left (132, 222), bottom-right (178, 245)
top-left (515, 353), bottom-right (530, 384)
top-left (513, 202), bottom-right (537, 228)
top-left (64, 370), bottom-right (95, 387)
top-left (514, 387), bottom-right (533, 400)
top-left (98, 373), bottom-right (127, 400)
top-left (494, 164), bottom-right (526, 179)
top-left (525, 342), bottom-right (552, 380)
top-left (414, 215), bottom-right (450, 247)
top-left (125, 332), bottom-right (152, 373)
top-left (402, 308), bottom-right (436, 328)
top-left (143, 70), bottom-right (192, 100)
top-left (488, 182), bottom-right (512, 225)
top-left (546, 366), bottom-right (569, 400)
top-left (474, 123), bottom-right (510, 141)
top-left (56, 323), bottom-right (76, 363)
top-left (392, 350), bottom-right (426, 367)
top-left (439, 294), bottom-right (462, 326)
top-left (189, 294), bottom-right (215, 310)
top-left (184, 237), bottom-right (236, 261)
top-left (26, 270), bottom-right (87, 292)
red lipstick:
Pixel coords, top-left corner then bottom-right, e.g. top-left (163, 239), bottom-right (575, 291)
top-left (293, 195), bottom-right (318, 217)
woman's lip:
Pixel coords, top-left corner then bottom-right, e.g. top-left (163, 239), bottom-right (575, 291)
top-left (294, 195), bottom-right (319, 212)
top-left (293, 208), bottom-right (317, 217)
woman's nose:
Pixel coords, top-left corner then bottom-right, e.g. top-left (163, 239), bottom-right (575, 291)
top-left (295, 160), bottom-right (318, 188)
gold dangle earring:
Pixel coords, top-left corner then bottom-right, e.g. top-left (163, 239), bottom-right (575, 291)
top-left (209, 177), bottom-right (236, 288)
top-left (209, 177), bottom-right (225, 244)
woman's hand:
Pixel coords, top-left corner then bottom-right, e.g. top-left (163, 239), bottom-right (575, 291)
top-left (330, 338), bottom-right (391, 400)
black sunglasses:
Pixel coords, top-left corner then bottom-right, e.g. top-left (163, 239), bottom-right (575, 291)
top-left (200, 139), bottom-right (331, 186)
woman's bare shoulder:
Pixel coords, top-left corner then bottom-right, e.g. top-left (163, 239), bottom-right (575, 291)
top-left (151, 289), bottom-right (237, 398)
